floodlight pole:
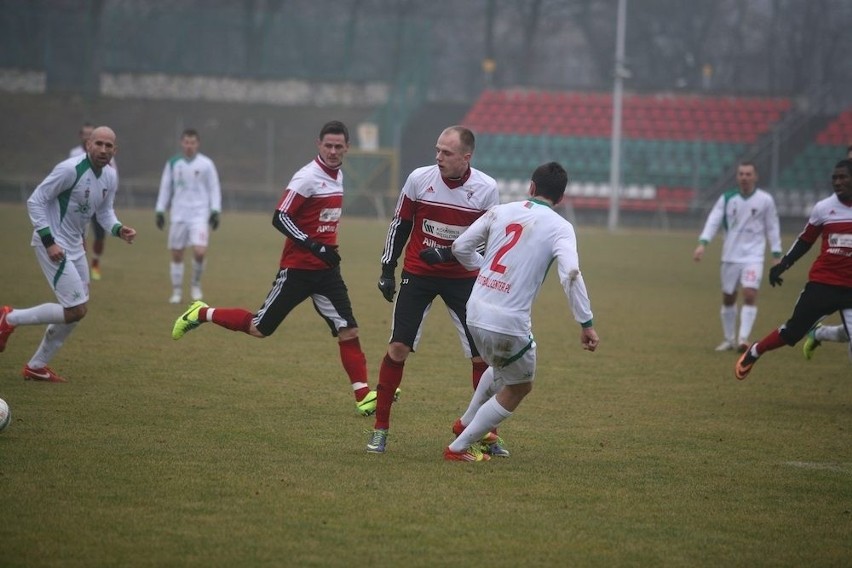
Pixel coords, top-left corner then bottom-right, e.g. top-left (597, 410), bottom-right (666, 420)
top-left (607, 0), bottom-right (628, 232)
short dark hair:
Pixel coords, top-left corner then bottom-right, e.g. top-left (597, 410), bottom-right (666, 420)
top-left (531, 162), bottom-right (569, 203)
top-left (182, 128), bottom-right (200, 139)
top-left (739, 160), bottom-right (757, 171)
top-left (443, 125), bottom-right (475, 154)
top-left (320, 120), bottom-right (349, 143)
top-left (836, 159), bottom-right (852, 175)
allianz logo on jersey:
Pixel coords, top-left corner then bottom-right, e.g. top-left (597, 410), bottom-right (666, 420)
top-left (422, 218), bottom-right (465, 241)
top-left (319, 208), bottom-right (342, 222)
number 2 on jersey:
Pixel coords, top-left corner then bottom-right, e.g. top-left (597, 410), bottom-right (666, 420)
top-left (490, 223), bottom-right (523, 274)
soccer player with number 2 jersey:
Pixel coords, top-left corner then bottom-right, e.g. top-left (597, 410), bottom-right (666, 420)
top-left (444, 162), bottom-right (599, 461)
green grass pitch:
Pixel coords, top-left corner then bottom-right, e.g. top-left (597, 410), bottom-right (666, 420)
top-left (0, 204), bottom-right (849, 567)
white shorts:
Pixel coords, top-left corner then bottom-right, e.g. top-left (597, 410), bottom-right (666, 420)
top-left (720, 261), bottom-right (763, 295)
top-left (469, 324), bottom-right (537, 386)
top-left (168, 220), bottom-right (209, 250)
top-left (33, 246), bottom-right (89, 308)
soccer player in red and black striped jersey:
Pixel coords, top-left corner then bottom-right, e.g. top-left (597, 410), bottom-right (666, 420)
top-left (366, 125), bottom-right (501, 454)
top-left (170, 121), bottom-right (378, 415)
top-left (735, 159), bottom-right (852, 379)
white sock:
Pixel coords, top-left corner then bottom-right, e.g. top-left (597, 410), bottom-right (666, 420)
top-left (29, 322), bottom-right (78, 368)
top-left (460, 367), bottom-right (497, 426)
top-left (816, 325), bottom-right (849, 342)
top-left (449, 397), bottom-right (512, 453)
top-left (191, 258), bottom-right (205, 287)
top-left (170, 261), bottom-right (184, 290)
top-left (738, 305), bottom-right (758, 344)
top-left (7, 303), bottom-right (66, 327)
top-left (721, 305), bottom-right (736, 343)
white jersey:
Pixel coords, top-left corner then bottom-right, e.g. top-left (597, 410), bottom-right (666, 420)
top-left (698, 188), bottom-right (782, 263)
top-left (28, 154), bottom-right (121, 261)
top-left (155, 152), bottom-right (222, 223)
top-left (452, 198), bottom-right (593, 335)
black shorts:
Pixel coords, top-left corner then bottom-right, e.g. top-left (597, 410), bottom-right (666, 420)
top-left (390, 270), bottom-right (479, 357)
top-left (253, 266), bottom-right (357, 337)
top-left (780, 281), bottom-right (852, 344)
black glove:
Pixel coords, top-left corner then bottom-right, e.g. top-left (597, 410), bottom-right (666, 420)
top-left (156, 212), bottom-right (165, 230)
top-left (768, 259), bottom-right (789, 287)
top-left (377, 264), bottom-right (396, 302)
top-left (209, 211), bottom-right (220, 230)
top-left (419, 246), bottom-right (454, 265)
top-left (305, 239), bottom-right (340, 268)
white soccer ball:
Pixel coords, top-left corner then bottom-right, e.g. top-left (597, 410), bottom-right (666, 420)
top-left (0, 398), bottom-right (11, 432)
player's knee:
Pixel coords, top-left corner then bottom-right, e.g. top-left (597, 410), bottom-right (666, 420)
top-left (65, 304), bottom-right (87, 322)
top-left (248, 327), bottom-right (267, 339)
top-left (387, 342), bottom-right (410, 361)
top-left (338, 327), bottom-right (359, 341)
top-left (516, 382), bottom-right (533, 397)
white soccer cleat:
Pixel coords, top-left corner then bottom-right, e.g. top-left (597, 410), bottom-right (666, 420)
top-left (714, 340), bottom-right (734, 352)
top-left (191, 286), bottom-right (203, 301)
top-left (169, 291), bottom-right (182, 304)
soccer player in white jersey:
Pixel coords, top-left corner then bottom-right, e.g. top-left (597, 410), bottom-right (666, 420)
top-left (155, 129), bottom-right (222, 304)
top-left (444, 162), bottom-right (599, 461)
top-left (0, 126), bottom-right (137, 382)
top-left (693, 162), bottom-right (782, 353)
top-left (736, 159), bottom-right (852, 379)
top-left (367, 125), bottom-right (500, 455)
top-left (170, 121), bottom-right (379, 416)
top-left (70, 122), bottom-right (116, 281)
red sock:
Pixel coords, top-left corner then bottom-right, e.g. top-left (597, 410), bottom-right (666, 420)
top-left (339, 337), bottom-right (370, 401)
top-left (472, 360), bottom-right (488, 389)
top-left (374, 354), bottom-right (404, 430)
top-left (203, 307), bottom-right (253, 333)
top-left (755, 329), bottom-right (787, 356)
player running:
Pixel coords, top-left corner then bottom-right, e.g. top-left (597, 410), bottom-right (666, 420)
top-left (0, 126), bottom-right (136, 382)
top-left (170, 121), bottom-right (379, 415)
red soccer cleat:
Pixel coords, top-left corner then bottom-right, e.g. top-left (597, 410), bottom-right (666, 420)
top-left (22, 365), bottom-right (67, 383)
top-left (443, 446), bottom-right (490, 462)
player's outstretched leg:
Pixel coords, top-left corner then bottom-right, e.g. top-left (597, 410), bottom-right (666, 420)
top-left (172, 301), bottom-right (208, 340)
